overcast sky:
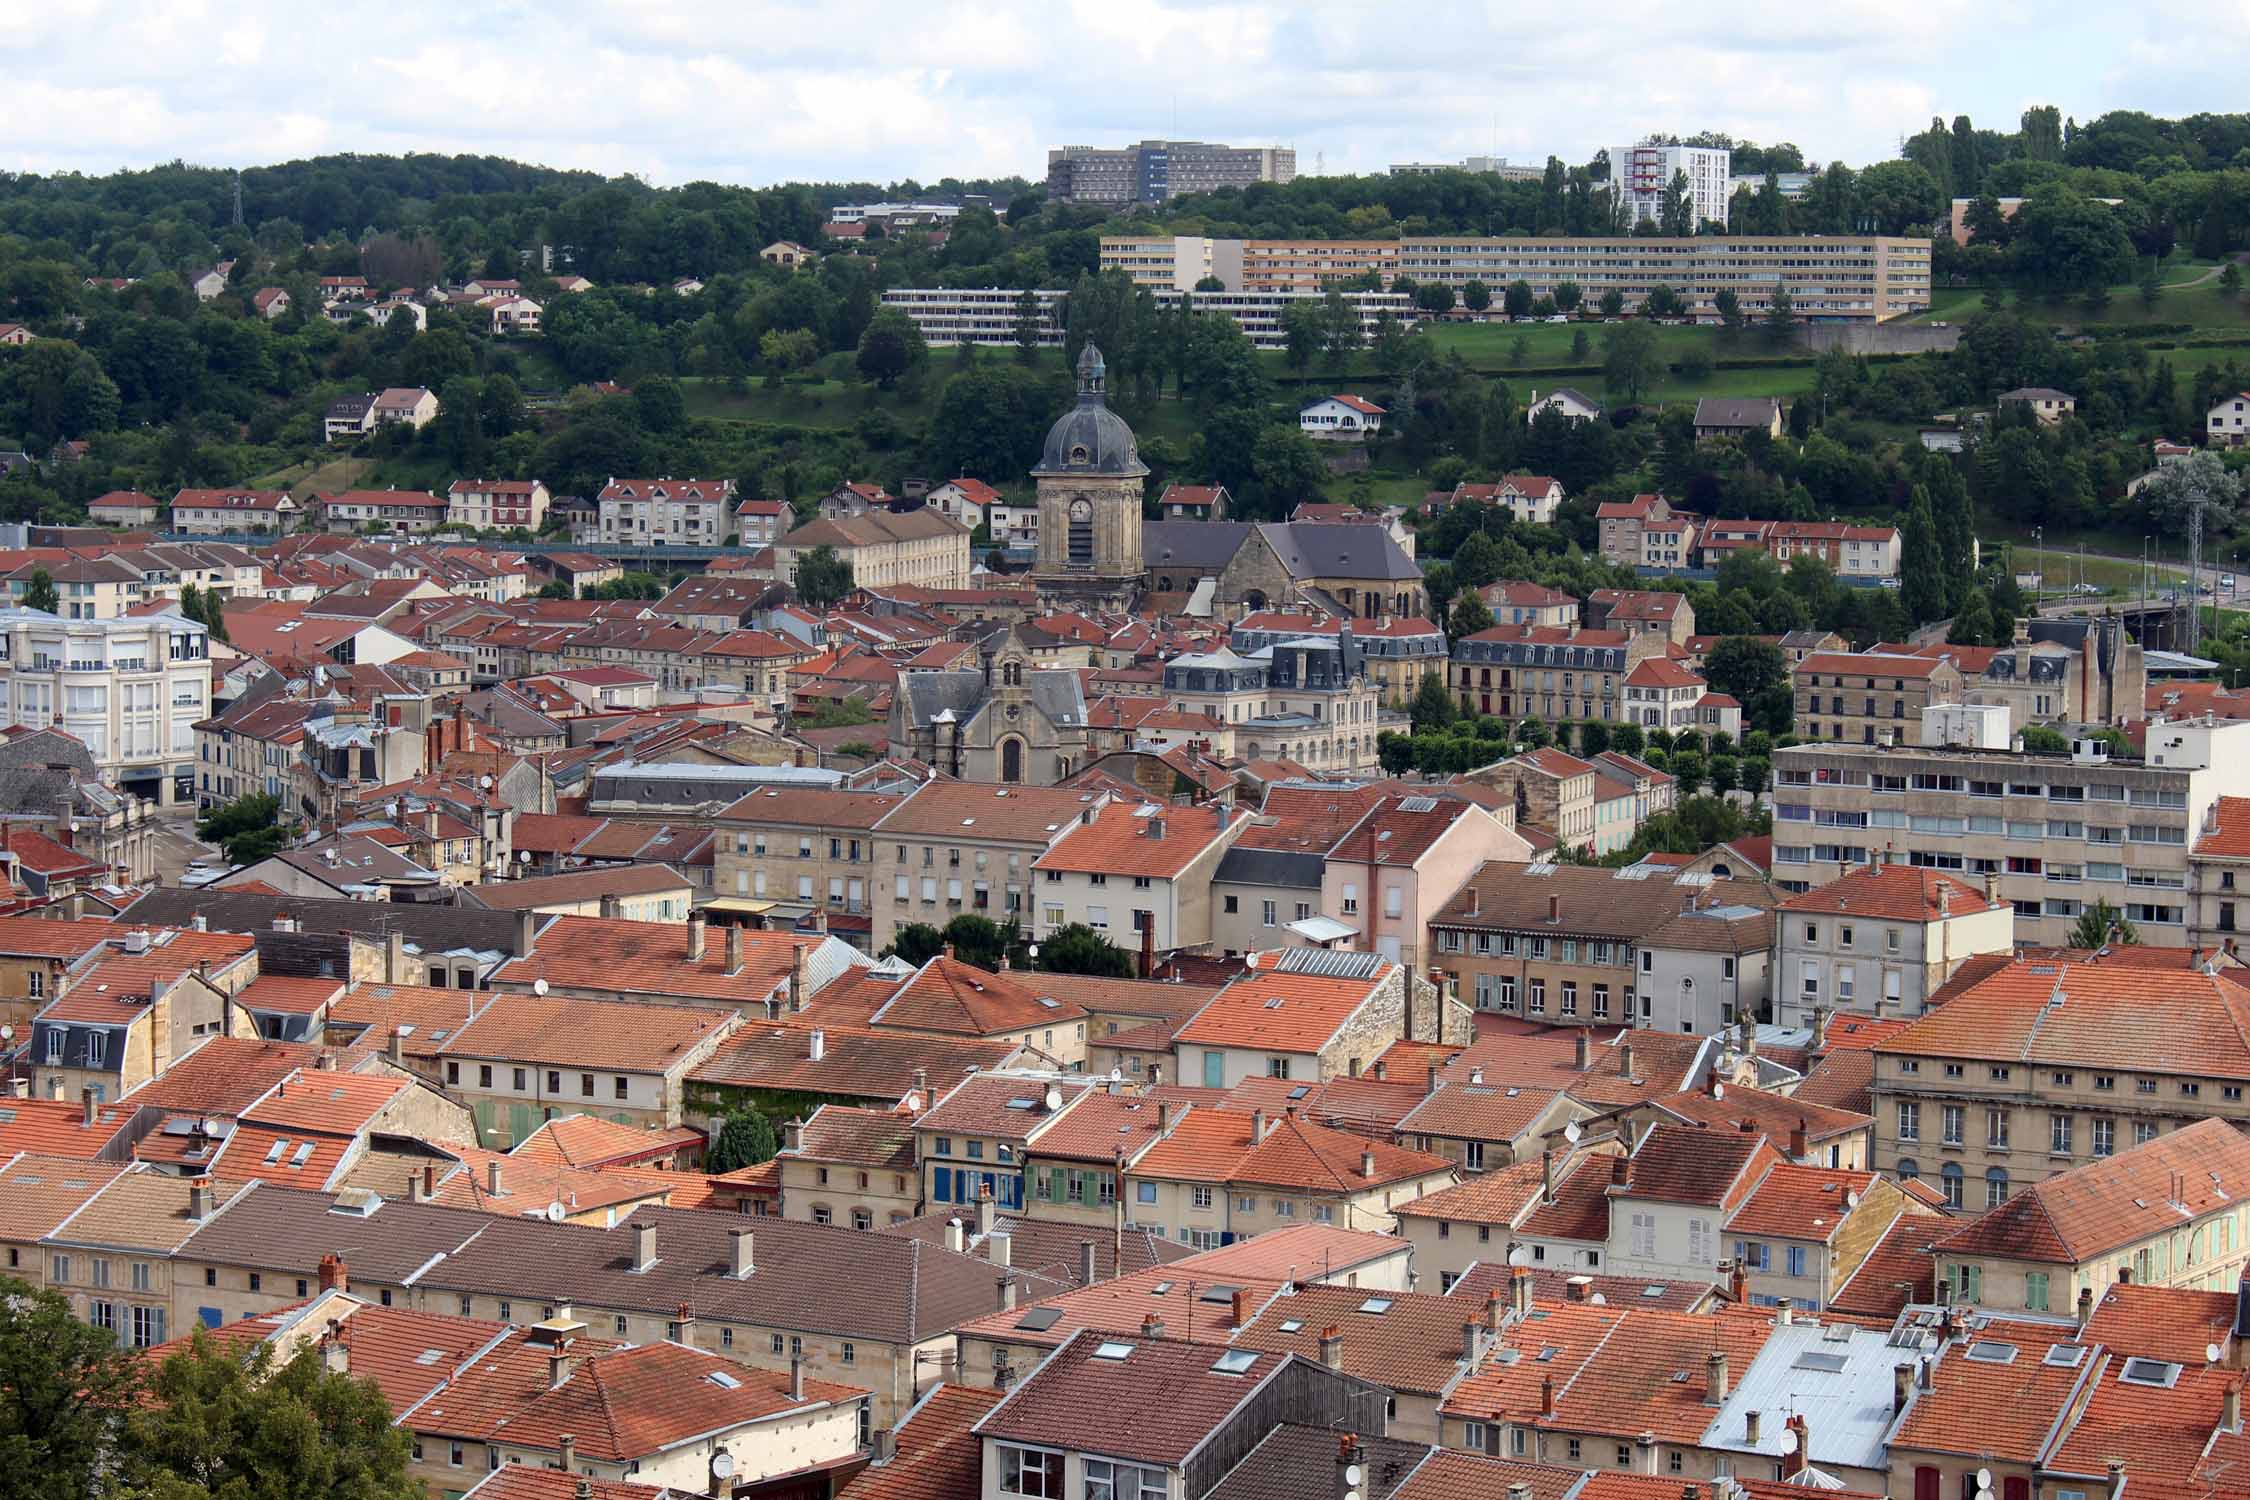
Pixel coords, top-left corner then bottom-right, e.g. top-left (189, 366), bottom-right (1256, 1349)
top-left (0, 1), bottom-right (2238, 188)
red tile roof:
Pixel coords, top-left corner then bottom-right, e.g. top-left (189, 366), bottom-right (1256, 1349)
top-left (1883, 958), bottom-right (2250, 1076)
top-left (870, 957), bottom-right (1087, 1037)
top-left (1777, 862), bottom-right (2002, 920)
top-left (1174, 954), bottom-right (1391, 1054)
top-left (1032, 801), bottom-right (1232, 879)
top-left (1130, 1106), bottom-right (1452, 1195)
top-left (839, 1383), bottom-right (1003, 1500)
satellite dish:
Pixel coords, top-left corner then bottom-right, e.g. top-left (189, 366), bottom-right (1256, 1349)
top-left (1043, 1086), bottom-right (1063, 1111)
top-left (1974, 1470), bottom-right (1993, 1493)
top-left (1344, 1466), bottom-right (1364, 1487)
top-left (1712, 1083), bottom-right (1725, 1100)
top-left (480, 774), bottom-right (494, 789)
top-left (532, 978), bottom-right (549, 997)
top-left (710, 1453), bottom-right (734, 1480)
top-left (2210, 1342), bottom-right (2226, 1365)
top-left (518, 849), bottom-right (530, 863)
top-left (1562, 1121), bottom-right (1582, 1144)
top-left (545, 1200), bottom-right (566, 1223)
top-left (0, 1024), bottom-right (12, 1042)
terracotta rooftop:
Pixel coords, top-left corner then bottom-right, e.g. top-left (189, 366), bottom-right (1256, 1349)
top-left (870, 956), bottom-right (1088, 1037)
top-left (973, 1328), bottom-right (1289, 1468)
top-left (1777, 862), bottom-right (2001, 920)
top-left (838, 1382), bottom-right (1003, 1500)
top-left (1174, 954), bottom-right (1393, 1055)
top-left (1880, 957), bottom-right (2250, 1076)
top-left (1033, 800), bottom-right (1233, 879)
top-left (690, 1019), bottom-right (1018, 1102)
top-left (440, 992), bottom-right (736, 1074)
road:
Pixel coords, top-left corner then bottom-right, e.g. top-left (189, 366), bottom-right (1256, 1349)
top-left (150, 814), bottom-right (215, 886)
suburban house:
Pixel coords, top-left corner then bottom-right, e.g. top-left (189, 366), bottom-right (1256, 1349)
top-left (1299, 394), bottom-right (1386, 439)
top-left (2209, 391), bottom-right (2250, 448)
top-left (1999, 386), bottom-right (2076, 425)
top-left (169, 490), bottom-right (300, 535)
top-left (1692, 397), bottom-right (1784, 440)
top-left (1526, 387), bottom-right (1601, 424)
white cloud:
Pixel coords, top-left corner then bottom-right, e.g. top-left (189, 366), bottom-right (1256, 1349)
top-left (0, 1), bottom-right (2198, 186)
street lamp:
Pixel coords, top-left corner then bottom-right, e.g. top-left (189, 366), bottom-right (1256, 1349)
top-left (2033, 527), bottom-right (2044, 600)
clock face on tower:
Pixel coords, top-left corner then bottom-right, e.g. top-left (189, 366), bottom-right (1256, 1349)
top-left (1068, 498), bottom-right (1092, 521)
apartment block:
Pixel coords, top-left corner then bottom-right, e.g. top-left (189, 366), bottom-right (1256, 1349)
top-left (1046, 141), bottom-right (1294, 204)
top-left (1772, 864), bottom-right (2014, 1027)
top-left (0, 607), bottom-right (211, 806)
top-left (1398, 235), bottom-right (1932, 321)
top-left (1791, 651), bottom-right (1968, 744)
top-left (1772, 721), bottom-right (2250, 943)
top-left (1608, 140), bottom-right (1733, 228)
top-left (879, 287), bottom-right (1411, 350)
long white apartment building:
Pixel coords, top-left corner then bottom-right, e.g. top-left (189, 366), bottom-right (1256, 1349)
top-left (1771, 716), bottom-right (2250, 947)
top-left (1399, 235), bottom-right (1931, 321)
top-left (0, 607), bottom-right (210, 807)
top-left (878, 287), bottom-right (1414, 350)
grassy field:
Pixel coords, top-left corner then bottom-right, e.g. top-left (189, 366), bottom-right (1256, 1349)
top-left (247, 454), bottom-right (365, 491)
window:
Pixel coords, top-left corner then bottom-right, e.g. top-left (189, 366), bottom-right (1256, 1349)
top-left (1896, 1102), bottom-right (1919, 1142)
top-left (1942, 1105), bottom-right (1964, 1147)
top-left (1940, 1163), bottom-right (1964, 1209)
top-left (997, 1446), bottom-right (1065, 1497)
top-left (2091, 1118), bottom-right (2114, 1157)
top-left (1986, 1168), bottom-right (2009, 1209)
top-left (2025, 1271), bottom-right (2049, 1312)
top-left (1084, 1459), bottom-right (1168, 1500)
top-left (2050, 1114), bottom-right (2074, 1154)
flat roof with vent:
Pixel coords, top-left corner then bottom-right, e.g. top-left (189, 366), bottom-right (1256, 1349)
top-left (1274, 948), bottom-right (1384, 980)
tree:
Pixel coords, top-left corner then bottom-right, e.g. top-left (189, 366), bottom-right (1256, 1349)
top-left (1552, 280), bottom-right (1582, 314)
top-left (1601, 320), bottom-right (1663, 402)
top-left (794, 544), bottom-right (853, 609)
top-left (1947, 588), bottom-right (1997, 645)
top-left (1411, 671), bottom-right (1458, 730)
top-left (1642, 284), bottom-right (1685, 318)
top-left (1762, 285), bottom-right (1795, 347)
top-left (1453, 532), bottom-right (1502, 588)
top-left (1702, 637), bottom-right (1788, 707)
top-left (2013, 190), bottom-right (2135, 296)
top-left (2021, 104), bottom-right (2063, 162)
top-left (1598, 288), bottom-right (1624, 317)
top-left (1414, 283), bottom-right (1456, 316)
top-left (854, 308), bottom-right (927, 389)
top-left (124, 1328), bottom-right (419, 1500)
top-left (758, 326), bottom-right (819, 385)
top-left (1899, 489), bottom-right (1946, 624)
top-left (1503, 280), bottom-right (1535, 318)
top-left (634, 375), bottom-right (686, 434)
top-left (1661, 169), bottom-right (1694, 237)
top-left (1012, 288), bottom-right (1046, 363)
top-left (2224, 263), bottom-right (2245, 300)
top-left (2069, 898), bottom-right (2140, 949)
top-left (707, 1109), bottom-right (780, 1172)
top-left (1447, 589), bottom-right (1495, 642)
top-left (1713, 287), bottom-right (1743, 336)
top-left (1281, 298), bottom-right (1325, 375)
top-left (1461, 279), bottom-right (1492, 313)
top-left (0, 1274), bottom-right (146, 1500)
top-left (1037, 922), bottom-right (1134, 977)
top-left (197, 792), bottom-right (293, 866)
top-left (19, 567), bottom-right (56, 616)
top-left (2139, 259), bottom-right (2165, 308)
top-left (2020, 724), bottom-right (2071, 754)
top-left (889, 923), bottom-right (946, 966)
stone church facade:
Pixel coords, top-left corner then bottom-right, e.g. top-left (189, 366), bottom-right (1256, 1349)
top-left (1032, 344), bottom-right (1146, 613)
top-left (887, 628), bottom-right (1091, 785)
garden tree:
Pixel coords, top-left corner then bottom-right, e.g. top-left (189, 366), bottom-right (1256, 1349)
top-left (0, 1274), bottom-right (147, 1500)
top-left (1598, 288), bottom-right (1624, 316)
top-left (2139, 260), bottom-right (2165, 308)
top-left (1701, 635), bottom-right (1789, 713)
top-left (1502, 280), bottom-right (1534, 318)
top-left (928, 363), bottom-right (1060, 482)
top-left (1661, 170), bottom-right (1694, 236)
top-left (1249, 425), bottom-right (1329, 512)
top-left (1898, 489), bottom-right (1947, 623)
top-left (1762, 285), bottom-right (1796, 346)
top-left (19, 567), bottom-right (56, 616)
top-left (1552, 280), bottom-right (1582, 313)
top-left (2137, 450), bottom-right (2244, 538)
top-left (633, 374), bottom-right (686, 434)
top-left (1642, 283), bottom-right (1685, 318)
top-left (854, 307), bottom-right (927, 388)
top-left (888, 923), bottom-right (946, 965)
top-left (1600, 320), bottom-right (1663, 402)
top-left (1319, 290), bottom-right (1364, 369)
top-left (1194, 274), bottom-right (1226, 293)
top-left (2020, 724), bottom-right (2071, 754)
top-left (933, 914), bottom-right (1023, 971)
top-left (1036, 923), bottom-right (1134, 978)
top-left (2012, 189), bottom-right (2135, 295)
top-left (1012, 288), bottom-right (1045, 362)
top-left (1570, 328), bottom-right (1589, 361)
top-left (1712, 287), bottom-right (1742, 336)
top-left (1508, 336), bottom-right (1529, 369)
top-left (793, 544), bottom-right (853, 609)
top-left (124, 1328), bottom-right (419, 1500)
top-left (197, 792), bottom-right (295, 866)
top-left (1947, 588), bottom-right (1999, 645)
top-left (1414, 283), bottom-right (1456, 315)
top-left (0, 340), bottom-right (121, 448)
top-left (706, 1109), bottom-right (780, 1172)
top-left (1707, 756), bottom-right (1739, 795)
top-left (2069, 898), bottom-right (2140, 948)
top-left (1447, 589), bottom-right (1495, 642)
top-left (1452, 531), bottom-right (1503, 588)
top-left (1281, 298), bottom-right (1325, 375)
top-left (1962, 193), bottom-right (2014, 247)
top-left (1461, 279), bottom-right (1492, 313)
top-left (1853, 159), bottom-right (1945, 234)
top-left (1410, 671), bottom-right (1458, 730)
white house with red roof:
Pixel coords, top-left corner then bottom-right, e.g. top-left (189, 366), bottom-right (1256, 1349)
top-left (1774, 864), bottom-right (2012, 1026)
top-left (0, 323), bottom-right (33, 347)
top-left (1451, 475), bottom-right (1564, 526)
top-left (1299, 393), bottom-right (1386, 439)
top-left (924, 478), bottom-right (1001, 532)
top-left (1622, 658), bottom-right (1740, 737)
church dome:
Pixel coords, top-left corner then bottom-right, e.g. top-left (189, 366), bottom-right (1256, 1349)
top-left (1033, 344), bottom-right (1149, 478)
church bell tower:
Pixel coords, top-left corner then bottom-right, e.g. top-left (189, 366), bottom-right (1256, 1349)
top-left (1031, 344), bottom-right (1147, 610)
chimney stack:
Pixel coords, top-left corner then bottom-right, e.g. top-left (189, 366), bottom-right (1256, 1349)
top-left (486, 1160), bottom-right (503, 1197)
top-left (986, 1230), bottom-right (1013, 1269)
top-left (808, 1029), bottom-right (826, 1062)
top-left (1539, 1372), bottom-right (1555, 1416)
top-left (977, 1182), bottom-right (996, 1237)
top-left (317, 1253), bottom-right (348, 1294)
top-left (80, 1087), bottom-right (96, 1128)
top-left (1618, 1042), bottom-right (1635, 1078)
top-left (731, 1228), bottom-right (754, 1279)
top-left (1745, 1410), bottom-right (1761, 1444)
top-left (1542, 1148), bottom-right (1556, 1204)
top-left (189, 1177), bottom-right (213, 1220)
top-left (2226, 1380), bottom-right (2243, 1435)
top-left (1142, 1312), bottom-right (1165, 1339)
top-left (516, 909), bottom-right (536, 956)
top-left (725, 925), bottom-right (744, 977)
top-left (1706, 1350), bottom-right (1729, 1404)
top-left (1574, 1031), bottom-right (1590, 1071)
top-left (1082, 1242), bottom-right (1099, 1288)
top-left (1789, 1118), bottom-right (1809, 1160)
top-left (558, 1435), bottom-right (576, 1474)
top-left (997, 1276), bottom-right (1017, 1312)
top-left (1893, 1364), bottom-right (1913, 1414)
top-left (1251, 1109), bottom-right (1266, 1143)
top-left (944, 1218), bottom-right (965, 1254)
top-left (1565, 1276), bottom-right (1591, 1303)
top-left (631, 1221), bottom-right (657, 1272)
top-left (321, 1333), bottom-right (349, 1377)
top-left (1360, 1149), bottom-right (1376, 1180)
top-left (1783, 1415), bottom-right (1809, 1480)
top-left (2077, 1284), bottom-right (2095, 1328)
top-left (789, 944), bottom-right (807, 1011)
top-left (1510, 1265), bottom-right (1533, 1319)
top-left (549, 1349), bottom-right (574, 1389)
top-left (687, 915), bottom-right (707, 962)
top-left (791, 1356), bottom-right (805, 1400)
top-left (1319, 1325), bottom-right (1343, 1369)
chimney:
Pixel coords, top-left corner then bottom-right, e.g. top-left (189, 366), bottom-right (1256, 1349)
top-left (1360, 1149), bottom-right (1377, 1180)
top-left (1618, 1042), bottom-right (1635, 1078)
top-left (789, 944), bottom-right (806, 1011)
top-left (1566, 1276), bottom-right (1591, 1303)
top-left (317, 1253), bottom-right (348, 1294)
top-left (1427, 1065), bottom-right (1440, 1096)
top-left (189, 1177), bottom-right (212, 1220)
top-left (1462, 1319), bottom-right (1482, 1363)
top-left (1745, 1410), bottom-right (1761, 1444)
top-left (673, 1300), bottom-right (696, 1342)
top-left (1082, 1242), bottom-right (1099, 1287)
top-left (731, 1228), bottom-right (754, 1279)
top-left (1138, 915), bottom-right (1155, 980)
top-left (80, 1087), bottom-right (96, 1128)
top-left (873, 1429), bottom-right (898, 1464)
top-left (516, 909), bottom-right (536, 956)
top-left (1611, 1154), bottom-right (1630, 1186)
top-left (1789, 1119), bottom-right (1809, 1160)
top-left (1541, 1148), bottom-right (1556, 1204)
top-left (1141, 1311), bottom-right (1166, 1340)
top-left (687, 915), bottom-right (707, 962)
top-left (978, 1182), bottom-right (996, 1237)
top-left (386, 1028), bottom-right (403, 1066)
top-left (1251, 1109), bottom-right (1267, 1144)
top-left (2226, 1380), bottom-right (2243, 1435)
top-left (944, 1218), bottom-right (965, 1254)
top-left (486, 1159), bottom-right (503, 1197)
top-left (1893, 1364), bottom-right (1913, 1414)
top-left (1539, 1372), bottom-right (1555, 1416)
top-left (2076, 1284), bottom-right (2095, 1328)
top-left (1485, 1289), bottom-right (1504, 1333)
top-left (631, 1220), bottom-right (657, 1272)
top-left (725, 925), bottom-right (744, 977)
top-left (1548, 893), bottom-right (1560, 924)
top-left (320, 1333), bottom-right (349, 1377)
top-left (912, 1067), bottom-right (928, 1106)
top-left (1319, 1325), bottom-right (1343, 1369)
top-left (808, 1029), bottom-right (826, 1062)
top-left (1574, 1030), bottom-right (1590, 1071)
top-left (1777, 1298), bottom-right (1794, 1325)
top-left (549, 1348), bottom-right (574, 1389)
top-left (386, 930), bottom-right (406, 983)
top-left (1706, 1350), bottom-right (1729, 1404)
top-left (1730, 1262), bottom-right (1748, 1305)
top-left (1510, 1265), bottom-right (1533, 1319)
top-left (558, 1435), bottom-right (576, 1474)
top-left (997, 1276), bottom-right (1016, 1312)
top-left (1783, 1414), bottom-right (1809, 1480)
top-left (986, 1230), bottom-right (1013, 1269)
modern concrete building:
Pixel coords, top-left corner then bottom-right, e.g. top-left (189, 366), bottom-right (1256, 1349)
top-left (1045, 141), bottom-right (1294, 204)
top-left (0, 607), bottom-right (209, 806)
top-left (1605, 140), bottom-right (1733, 228)
top-left (1397, 235), bottom-right (1932, 321)
top-left (879, 287), bottom-right (1411, 350)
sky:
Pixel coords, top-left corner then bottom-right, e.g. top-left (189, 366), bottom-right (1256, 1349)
top-left (0, 0), bottom-right (2244, 189)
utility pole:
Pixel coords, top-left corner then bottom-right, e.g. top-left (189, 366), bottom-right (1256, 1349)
top-left (2188, 488), bottom-right (2207, 653)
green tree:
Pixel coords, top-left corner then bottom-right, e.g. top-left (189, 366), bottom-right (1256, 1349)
top-left (1601, 320), bottom-right (1663, 401)
top-left (889, 922), bottom-right (946, 966)
top-left (1661, 169), bottom-right (1694, 236)
top-left (634, 375), bottom-right (686, 434)
top-left (1947, 588), bottom-right (1997, 645)
top-left (0, 1273), bottom-right (145, 1500)
top-left (2223, 263), bottom-right (2245, 300)
top-left (1447, 589), bottom-right (1495, 642)
top-left (1598, 288), bottom-right (1624, 317)
top-left (758, 326), bottom-right (819, 386)
top-left (1713, 287), bottom-right (1742, 336)
top-left (124, 1328), bottom-right (419, 1500)
top-left (2020, 724), bottom-right (2071, 754)
top-left (1899, 489), bottom-right (1946, 624)
top-left (1012, 288), bottom-right (1046, 364)
top-left (19, 567), bottom-right (56, 616)
top-left (939, 914), bottom-right (1021, 970)
top-left (707, 1110), bottom-right (780, 1172)
top-left (1411, 671), bottom-right (1459, 730)
top-left (1642, 284), bottom-right (1685, 318)
top-left (1037, 923), bottom-right (1134, 977)
top-left (196, 792), bottom-right (294, 866)
top-left (2069, 898), bottom-right (2139, 949)
top-left (793, 544), bottom-right (853, 609)
top-left (1762, 285), bottom-right (1796, 346)
top-left (1414, 283), bottom-right (1456, 315)
top-left (1702, 637), bottom-right (1788, 706)
top-left (1281, 298), bottom-right (1325, 375)
top-left (1503, 280), bottom-right (1535, 318)
top-left (1453, 532), bottom-right (1502, 587)
top-left (854, 308), bottom-right (927, 389)
top-left (1552, 280), bottom-right (1582, 313)
top-left (2139, 259), bottom-right (2165, 308)
top-left (1461, 279), bottom-right (1492, 313)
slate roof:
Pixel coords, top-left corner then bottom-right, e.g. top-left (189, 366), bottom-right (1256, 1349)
top-left (973, 1328), bottom-right (1289, 1468)
top-left (1143, 520), bottom-right (1252, 571)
